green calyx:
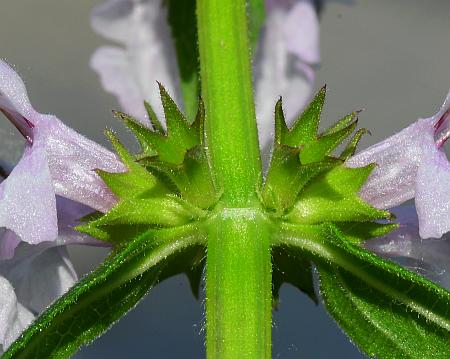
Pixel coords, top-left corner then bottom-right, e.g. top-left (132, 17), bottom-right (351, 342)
top-left (78, 86), bottom-right (396, 307)
top-left (261, 87), bottom-right (390, 226)
top-left (81, 86), bottom-right (390, 248)
top-left (78, 85), bottom-right (219, 242)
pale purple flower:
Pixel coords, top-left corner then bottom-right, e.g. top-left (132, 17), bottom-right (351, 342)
top-left (0, 60), bottom-right (126, 352)
top-left (347, 91), bottom-right (450, 239)
top-left (0, 60), bottom-right (126, 246)
top-left (90, 0), bottom-right (320, 147)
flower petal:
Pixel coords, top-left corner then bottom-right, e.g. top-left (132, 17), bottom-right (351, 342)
top-left (91, 47), bottom-right (150, 124)
top-left (0, 143), bottom-right (57, 245)
top-left (365, 205), bottom-right (450, 290)
top-left (348, 90), bottom-right (450, 239)
top-left (0, 60), bottom-right (35, 120)
top-left (90, 0), bottom-right (135, 43)
top-left (54, 196), bottom-right (109, 247)
top-left (90, 0), bottom-right (181, 125)
top-left (255, 0), bottom-right (319, 148)
top-left (414, 91), bottom-right (450, 238)
top-left (0, 276), bottom-right (34, 353)
top-left (282, 0), bottom-right (320, 65)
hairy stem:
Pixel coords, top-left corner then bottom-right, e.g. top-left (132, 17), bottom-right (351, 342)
top-left (196, 0), bottom-right (272, 358)
top-left (197, 0), bottom-right (261, 206)
top-left (205, 210), bottom-right (272, 359)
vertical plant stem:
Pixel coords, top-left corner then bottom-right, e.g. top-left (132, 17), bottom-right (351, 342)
top-left (197, 0), bottom-right (261, 206)
top-left (206, 210), bottom-right (272, 359)
top-left (197, 0), bottom-right (272, 358)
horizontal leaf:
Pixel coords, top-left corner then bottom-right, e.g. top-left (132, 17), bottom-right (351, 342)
top-left (3, 224), bottom-right (206, 359)
top-left (318, 264), bottom-right (450, 359)
top-left (278, 222), bottom-right (450, 358)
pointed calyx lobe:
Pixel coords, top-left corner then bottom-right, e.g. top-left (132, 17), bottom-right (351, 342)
top-left (265, 89), bottom-right (450, 359)
top-left (11, 81), bottom-right (448, 359)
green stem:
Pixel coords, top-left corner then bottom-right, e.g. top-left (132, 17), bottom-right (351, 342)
top-left (197, 0), bottom-right (261, 206)
top-left (196, 0), bottom-right (272, 358)
top-left (206, 210), bottom-right (272, 359)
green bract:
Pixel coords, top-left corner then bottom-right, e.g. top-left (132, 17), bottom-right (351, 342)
top-left (5, 88), bottom-right (450, 359)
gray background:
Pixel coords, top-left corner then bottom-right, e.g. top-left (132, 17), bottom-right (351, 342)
top-left (1, 0), bottom-right (450, 358)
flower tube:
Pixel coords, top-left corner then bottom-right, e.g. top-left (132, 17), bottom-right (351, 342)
top-left (347, 91), bottom-right (450, 238)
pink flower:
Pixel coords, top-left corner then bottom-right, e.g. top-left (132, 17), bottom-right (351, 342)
top-left (347, 91), bottom-right (450, 239)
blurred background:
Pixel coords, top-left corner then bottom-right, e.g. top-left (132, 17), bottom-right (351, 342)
top-left (1, 0), bottom-right (450, 357)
